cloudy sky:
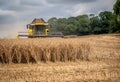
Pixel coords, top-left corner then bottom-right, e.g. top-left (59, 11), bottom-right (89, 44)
top-left (0, 0), bottom-right (116, 38)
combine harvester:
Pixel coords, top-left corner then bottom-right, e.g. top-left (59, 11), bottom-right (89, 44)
top-left (17, 18), bottom-right (64, 38)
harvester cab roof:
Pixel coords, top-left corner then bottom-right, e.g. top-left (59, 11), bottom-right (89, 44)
top-left (30, 18), bottom-right (48, 26)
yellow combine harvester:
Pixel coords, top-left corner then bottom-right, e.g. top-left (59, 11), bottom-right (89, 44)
top-left (18, 18), bottom-right (63, 38)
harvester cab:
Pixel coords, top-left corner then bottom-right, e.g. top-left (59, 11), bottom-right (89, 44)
top-left (26, 18), bottom-right (49, 37)
top-left (18, 18), bottom-right (63, 38)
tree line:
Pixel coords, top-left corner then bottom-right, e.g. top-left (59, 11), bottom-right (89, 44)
top-left (47, 0), bottom-right (120, 35)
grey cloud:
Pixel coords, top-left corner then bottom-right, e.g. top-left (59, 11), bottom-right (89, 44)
top-left (20, 0), bottom-right (43, 6)
top-left (0, 15), bottom-right (17, 38)
top-left (0, 0), bottom-right (11, 6)
top-left (46, 0), bottom-right (97, 4)
top-left (71, 0), bottom-right (116, 16)
top-left (0, 0), bottom-right (22, 11)
top-left (0, 14), bottom-right (16, 24)
top-left (0, 0), bottom-right (44, 12)
top-left (0, 0), bottom-right (19, 8)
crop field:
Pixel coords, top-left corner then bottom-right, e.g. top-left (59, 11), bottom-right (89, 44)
top-left (0, 34), bottom-right (120, 82)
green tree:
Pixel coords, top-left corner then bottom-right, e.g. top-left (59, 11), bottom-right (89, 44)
top-left (47, 17), bottom-right (58, 31)
top-left (65, 24), bottom-right (75, 35)
top-left (76, 15), bottom-right (90, 35)
top-left (110, 0), bottom-right (120, 32)
top-left (48, 11), bottom-right (114, 35)
top-left (99, 11), bottom-right (113, 33)
top-left (66, 17), bottom-right (78, 35)
top-left (55, 18), bottom-right (67, 34)
top-left (90, 16), bottom-right (101, 34)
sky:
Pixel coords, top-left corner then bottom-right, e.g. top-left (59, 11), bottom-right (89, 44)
top-left (0, 0), bottom-right (116, 38)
